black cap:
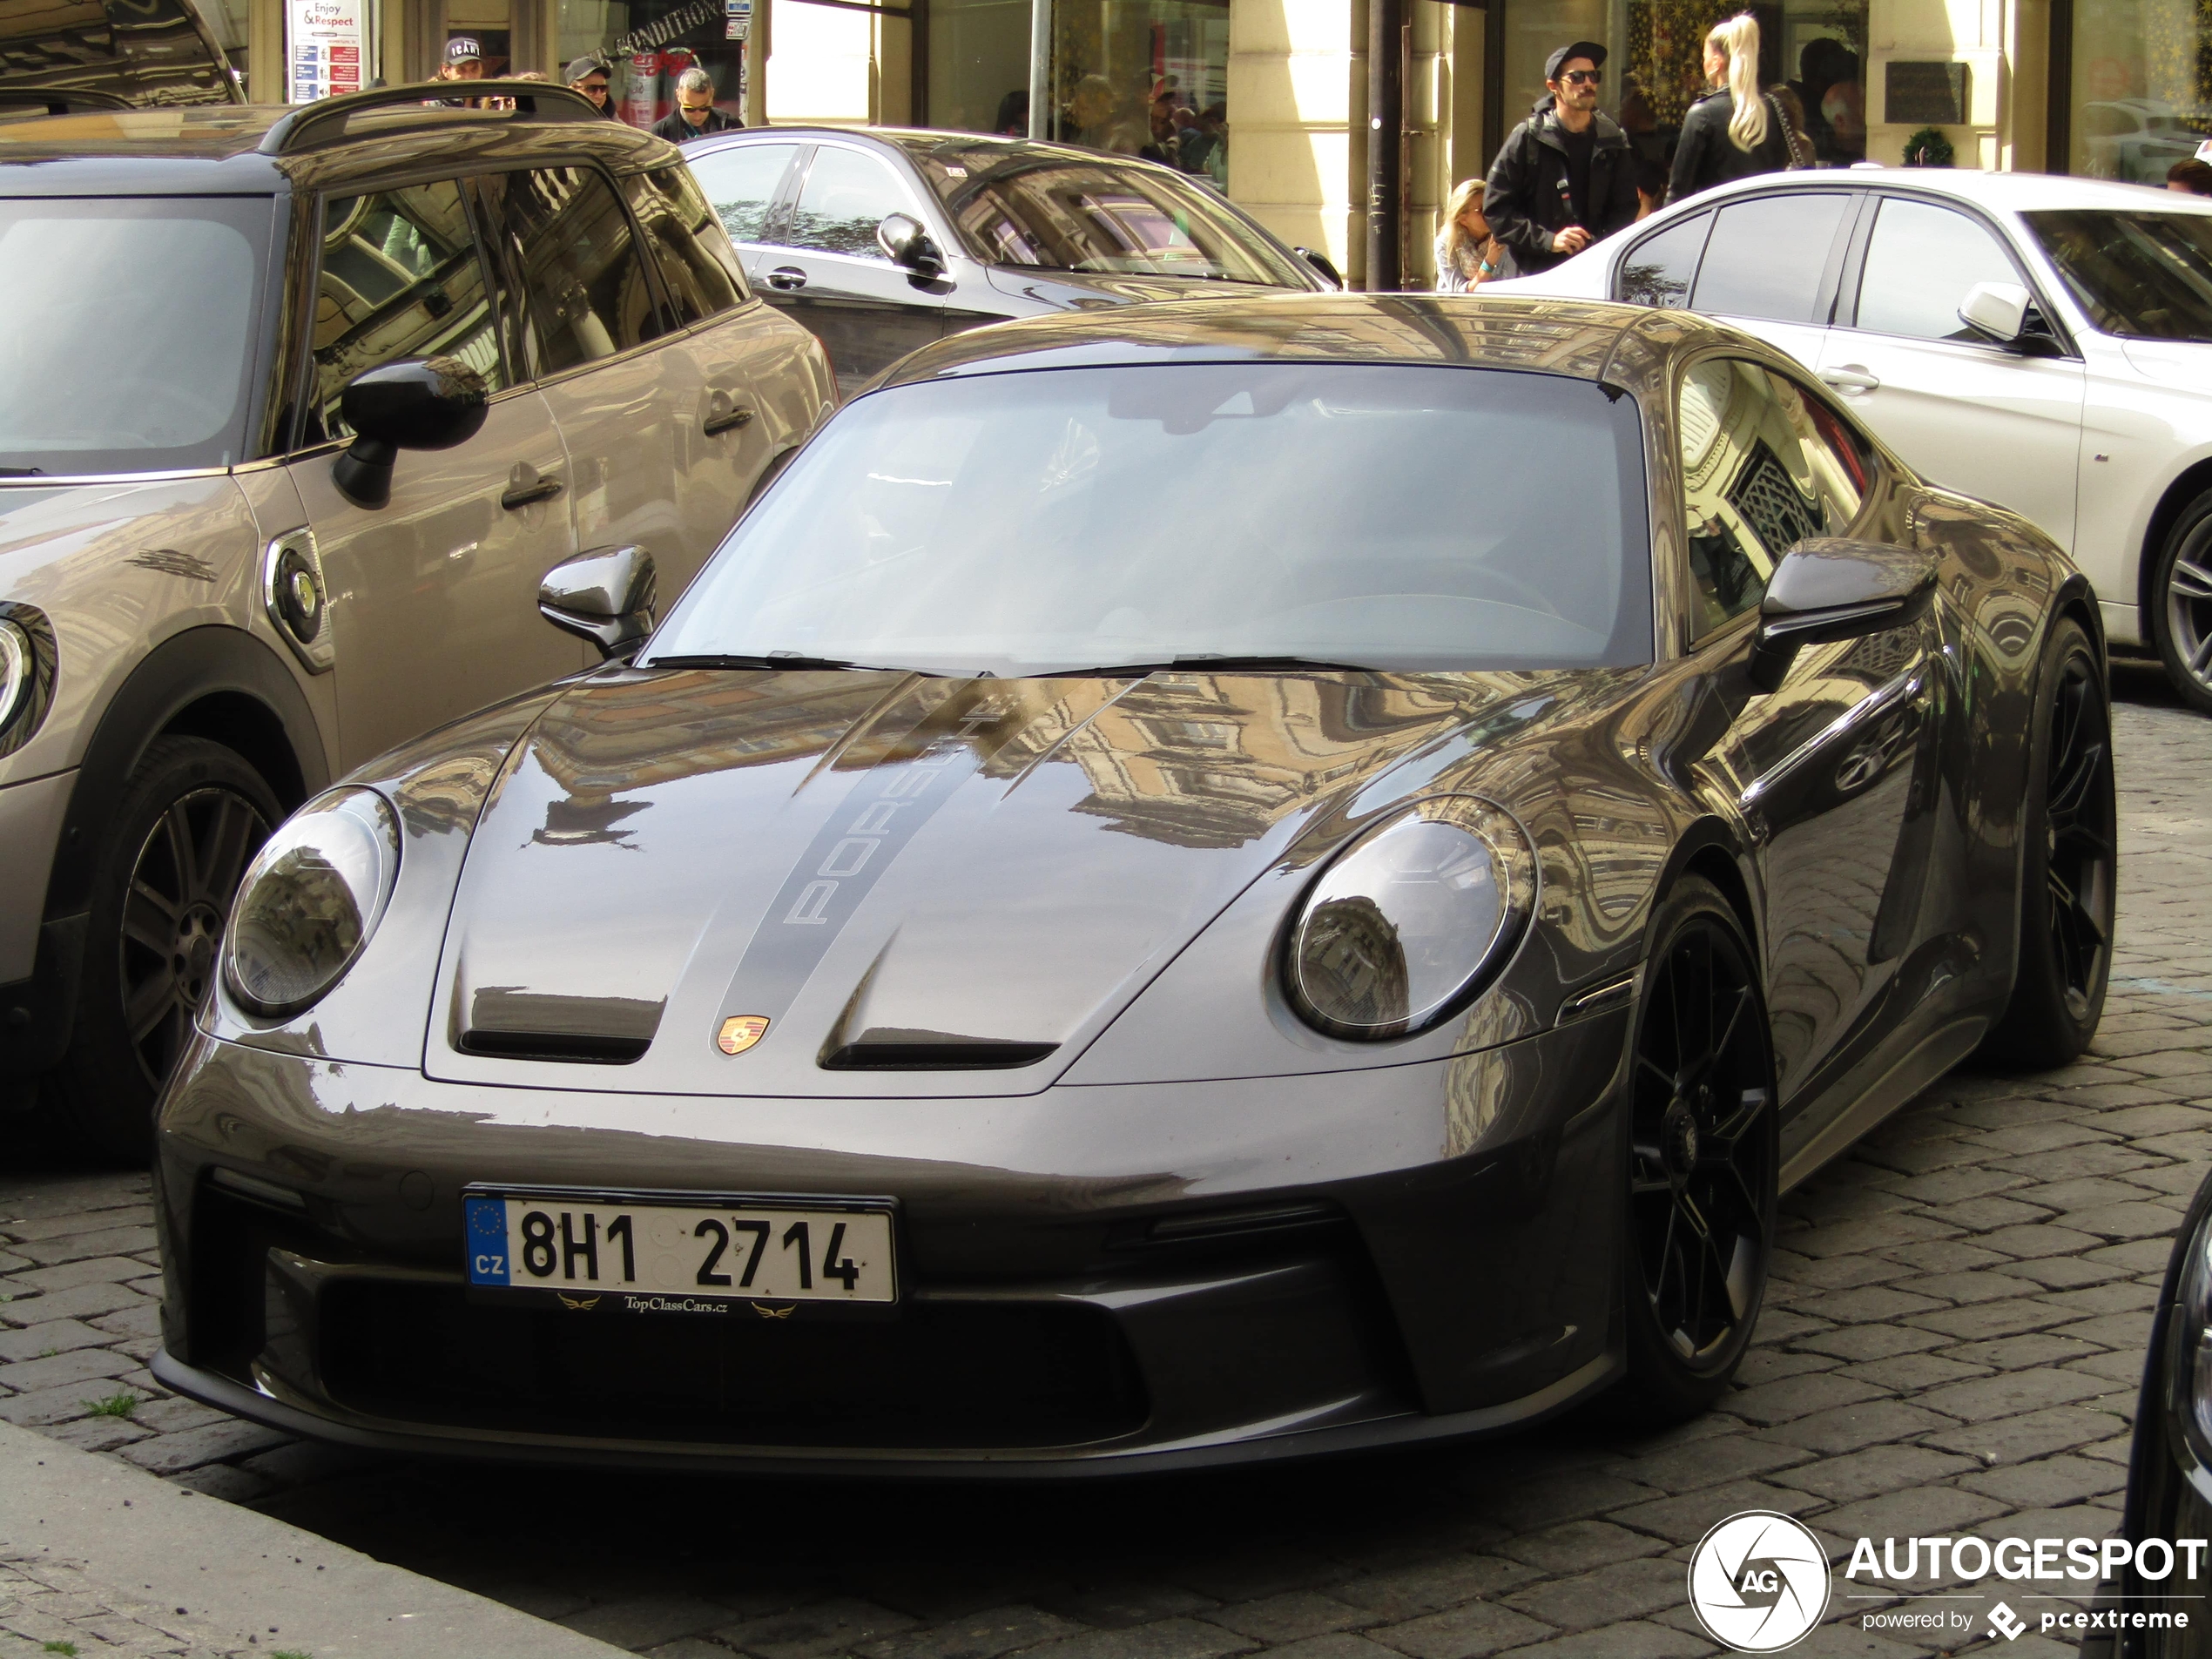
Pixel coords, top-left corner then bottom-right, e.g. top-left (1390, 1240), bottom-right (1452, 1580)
top-left (445, 35), bottom-right (482, 61)
top-left (565, 55), bottom-right (605, 83)
top-left (1544, 41), bottom-right (1607, 82)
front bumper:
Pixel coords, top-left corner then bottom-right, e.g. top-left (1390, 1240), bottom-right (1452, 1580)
top-left (153, 1010), bottom-right (1631, 1475)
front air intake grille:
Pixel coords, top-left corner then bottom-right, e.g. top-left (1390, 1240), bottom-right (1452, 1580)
top-left (455, 1031), bottom-right (651, 1064)
top-left (820, 1038), bottom-right (1057, 1071)
top-left (318, 1280), bottom-right (1147, 1448)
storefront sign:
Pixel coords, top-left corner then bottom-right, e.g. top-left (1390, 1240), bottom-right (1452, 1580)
top-left (286, 0), bottom-right (365, 103)
top-left (725, 0), bottom-right (749, 42)
top-left (1885, 60), bottom-right (1968, 125)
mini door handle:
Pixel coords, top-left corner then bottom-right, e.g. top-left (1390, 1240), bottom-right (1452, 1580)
top-left (766, 266), bottom-right (808, 291)
top-left (500, 473), bottom-right (563, 510)
top-left (1820, 365), bottom-right (1881, 395)
top-left (704, 397), bottom-right (754, 436)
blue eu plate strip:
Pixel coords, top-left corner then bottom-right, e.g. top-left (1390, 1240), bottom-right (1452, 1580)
top-left (465, 1197), bottom-right (509, 1285)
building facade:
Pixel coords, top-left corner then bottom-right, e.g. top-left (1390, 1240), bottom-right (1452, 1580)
top-left (226, 0), bottom-right (2209, 285)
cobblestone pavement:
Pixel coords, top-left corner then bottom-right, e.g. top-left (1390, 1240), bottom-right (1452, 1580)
top-left (3, 664), bottom-right (2209, 1659)
top-left (0, 1555), bottom-right (249, 1658)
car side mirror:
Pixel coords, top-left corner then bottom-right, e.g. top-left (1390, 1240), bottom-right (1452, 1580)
top-left (1958, 280), bottom-right (2032, 345)
top-left (331, 357), bottom-right (489, 509)
top-left (876, 212), bottom-right (946, 280)
top-left (1746, 539), bottom-right (1937, 693)
top-left (539, 544), bottom-right (658, 660)
top-left (1295, 246), bottom-right (1344, 288)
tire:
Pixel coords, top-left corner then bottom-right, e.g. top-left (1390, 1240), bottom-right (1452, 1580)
top-left (1617, 874), bottom-right (1777, 1423)
top-left (45, 736), bottom-right (278, 1163)
top-left (1980, 616), bottom-right (2116, 1068)
top-left (2149, 489), bottom-right (2212, 715)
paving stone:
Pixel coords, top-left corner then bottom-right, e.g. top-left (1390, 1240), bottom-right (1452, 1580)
top-left (1372, 1602), bottom-right (1558, 1659)
top-left (1502, 1561), bottom-right (1688, 1635)
top-left (0, 1346), bottom-right (134, 1395)
top-left (1204, 1594), bottom-right (1370, 1644)
top-left (1969, 1226), bottom-right (2109, 1263)
top-left (2060, 1202), bottom-right (2189, 1241)
top-left (1792, 1326), bottom-right (1949, 1364)
top-left (115, 1417), bottom-right (289, 1473)
top-left (562, 1595), bottom-right (734, 1648)
top-left (1608, 1480), bottom-right (1817, 1546)
top-left (1904, 1299), bottom-right (2072, 1341)
top-left (1758, 1400), bottom-right (1957, 1456)
top-left (1724, 1373), bottom-right (1885, 1427)
top-left (1498, 1524), bottom-right (1666, 1576)
top-left (0, 1281), bottom-right (150, 1325)
top-left (1602, 1436), bottom-right (1811, 1496)
top-left (1333, 1558), bottom-right (1542, 1622)
top-left (1251, 1640), bottom-right (1408, 1659)
top-left (1957, 1453), bottom-right (2128, 1507)
top-left (1768, 1445), bottom-right (1981, 1504)
top-left (1008, 1622), bottom-right (1258, 1659)
top-left (1492, 1622), bottom-right (1714, 1659)
top-left (1921, 1406), bottom-right (2133, 1464)
top-left (1037, 1584), bottom-right (1222, 1631)
top-left (1943, 1334), bottom-right (2106, 1372)
top-left (1913, 1368), bottom-right (2112, 1422)
top-left (8, 1226), bottom-right (159, 1268)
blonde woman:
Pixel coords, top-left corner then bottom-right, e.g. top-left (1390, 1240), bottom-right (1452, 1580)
top-left (1665, 13), bottom-right (1791, 206)
top-left (1434, 179), bottom-right (1507, 292)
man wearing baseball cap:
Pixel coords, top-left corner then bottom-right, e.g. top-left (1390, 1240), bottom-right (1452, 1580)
top-left (566, 56), bottom-right (617, 115)
top-left (424, 35), bottom-right (483, 106)
top-left (1481, 40), bottom-right (1639, 276)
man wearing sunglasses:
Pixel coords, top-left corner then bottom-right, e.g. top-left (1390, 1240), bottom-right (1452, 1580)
top-left (1480, 40), bottom-right (1639, 277)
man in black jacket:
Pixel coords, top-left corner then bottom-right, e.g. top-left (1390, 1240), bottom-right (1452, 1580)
top-left (1481, 42), bottom-right (1640, 276)
top-left (651, 65), bottom-right (742, 140)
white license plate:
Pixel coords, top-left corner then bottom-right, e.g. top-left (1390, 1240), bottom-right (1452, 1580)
top-left (463, 1191), bottom-right (896, 1309)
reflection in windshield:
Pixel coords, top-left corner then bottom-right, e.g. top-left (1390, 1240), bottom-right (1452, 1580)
top-left (902, 145), bottom-right (1307, 285)
top-left (0, 196), bottom-right (270, 475)
top-left (645, 362), bottom-right (1652, 678)
top-left (2026, 208), bottom-right (2212, 341)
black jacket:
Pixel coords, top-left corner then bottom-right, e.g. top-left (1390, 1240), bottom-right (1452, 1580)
top-left (1665, 88), bottom-right (1791, 206)
top-left (652, 107), bottom-right (741, 142)
top-left (1481, 103), bottom-right (1639, 275)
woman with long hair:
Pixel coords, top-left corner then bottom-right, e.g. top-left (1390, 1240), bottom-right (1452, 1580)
top-left (1665, 13), bottom-right (1792, 205)
top-left (1434, 178), bottom-right (1507, 291)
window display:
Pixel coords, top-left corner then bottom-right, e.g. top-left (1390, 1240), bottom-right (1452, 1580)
top-left (2069, 0), bottom-right (2212, 182)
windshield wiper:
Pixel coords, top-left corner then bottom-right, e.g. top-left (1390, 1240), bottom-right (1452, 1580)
top-left (645, 652), bottom-right (919, 673)
top-left (1047, 653), bottom-right (1379, 678)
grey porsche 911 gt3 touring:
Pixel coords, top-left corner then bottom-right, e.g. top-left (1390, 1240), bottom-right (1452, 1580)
top-left (152, 294), bottom-right (2116, 1474)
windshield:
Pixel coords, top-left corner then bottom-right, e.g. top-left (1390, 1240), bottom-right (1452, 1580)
top-left (0, 196), bottom-right (270, 475)
top-left (905, 148), bottom-right (1311, 286)
top-left (645, 362), bottom-right (1652, 678)
top-left (2025, 209), bottom-right (2212, 342)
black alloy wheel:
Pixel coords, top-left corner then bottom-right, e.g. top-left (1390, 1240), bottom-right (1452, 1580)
top-left (1982, 616), bottom-right (2116, 1068)
top-left (1621, 874), bottom-right (1776, 1420)
top-left (47, 736), bottom-right (279, 1161)
top-left (2155, 490), bottom-right (2212, 715)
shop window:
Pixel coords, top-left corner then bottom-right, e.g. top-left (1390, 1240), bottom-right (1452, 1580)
top-left (929, 0), bottom-right (1033, 134)
top-left (1852, 198), bottom-right (2018, 341)
top-left (2068, 0), bottom-right (2212, 181)
top-left (1689, 191), bottom-right (1850, 324)
top-left (1043, 0), bottom-right (1230, 185)
top-left (307, 180), bottom-right (503, 445)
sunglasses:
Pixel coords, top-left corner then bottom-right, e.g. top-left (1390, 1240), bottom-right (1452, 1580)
top-left (1560, 69), bottom-right (1602, 85)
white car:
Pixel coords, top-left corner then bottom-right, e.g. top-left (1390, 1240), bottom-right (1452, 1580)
top-left (1492, 169), bottom-right (2212, 709)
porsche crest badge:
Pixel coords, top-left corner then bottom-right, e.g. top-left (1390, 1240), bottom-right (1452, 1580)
top-left (718, 1015), bottom-right (771, 1055)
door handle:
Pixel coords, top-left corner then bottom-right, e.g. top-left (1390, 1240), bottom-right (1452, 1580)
top-left (766, 266), bottom-right (808, 291)
top-left (703, 392), bottom-right (754, 437)
top-left (500, 462), bottom-right (563, 511)
top-left (1819, 364), bottom-right (1882, 395)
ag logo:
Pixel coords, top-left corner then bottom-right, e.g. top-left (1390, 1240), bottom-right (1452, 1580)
top-left (1687, 1511), bottom-right (1831, 1652)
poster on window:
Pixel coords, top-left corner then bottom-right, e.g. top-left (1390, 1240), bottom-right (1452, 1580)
top-left (287, 0), bottom-right (365, 104)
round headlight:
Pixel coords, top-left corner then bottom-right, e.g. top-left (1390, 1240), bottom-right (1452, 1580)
top-left (221, 787), bottom-right (399, 1017)
top-left (0, 618), bottom-right (30, 733)
top-left (1285, 796), bottom-right (1536, 1040)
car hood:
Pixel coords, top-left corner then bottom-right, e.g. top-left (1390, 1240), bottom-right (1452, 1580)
top-left (0, 0), bottom-right (239, 106)
top-left (983, 266), bottom-right (1298, 311)
top-left (2119, 337), bottom-right (2212, 386)
top-left (425, 664), bottom-right (1581, 1097)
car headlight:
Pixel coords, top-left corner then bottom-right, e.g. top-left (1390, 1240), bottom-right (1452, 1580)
top-left (0, 618), bottom-right (30, 732)
top-left (222, 787), bottom-right (400, 1018)
top-left (1284, 796), bottom-right (1537, 1040)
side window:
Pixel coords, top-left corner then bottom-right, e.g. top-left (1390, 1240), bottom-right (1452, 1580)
top-left (1689, 192), bottom-right (1852, 324)
top-left (1676, 358), bottom-right (1865, 641)
top-left (481, 167), bottom-right (664, 377)
top-left (307, 179), bottom-right (503, 444)
top-left (624, 166), bottom-right (750, 327)
top-left (1616, 211), bottom-right (1711, 309)
top-left (1853, 197), bottom-right (2020, 341)
top-left (787, 146), bottom-right (912, 259)
top-left (687, 142), bottom-right (801, 245)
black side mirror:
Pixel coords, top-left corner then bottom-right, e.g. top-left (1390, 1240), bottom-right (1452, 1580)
top-left (539, 544), bottom-right (658, 660)
top-left (332, 357), bottom-right (489, 509)
top-left (1746, 539), bottom-right (1937, 693)
top-left (1294, 246), bottom-right (1344, 289)
top-left (876, 212), bottom-right (947, 281)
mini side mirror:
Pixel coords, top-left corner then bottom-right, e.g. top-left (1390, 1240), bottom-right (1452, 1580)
top-left (1295, 246), bottom-right (1344, 288)
top-left (876, 212), bottom-right (947, 280)
top-left (331, 357), bottom-right (489, 509)
top-left (1746, 539), bottom-right (1937, 692)
top-left (1958, 280), bottom-right (2032, 345)
top-left (539, 544), bottom-right (658, 660)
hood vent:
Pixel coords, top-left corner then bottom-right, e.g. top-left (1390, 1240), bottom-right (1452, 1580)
top-left (819, 1028), bottom-right (1057, 1071)
top-left (459, 988), bottom-right (663, 1065)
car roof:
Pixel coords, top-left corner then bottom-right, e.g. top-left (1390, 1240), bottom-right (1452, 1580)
top-left (1673, 165), bottom-right (2212, 219)
top-left (0, 89), bottom-right (678, 195)
top-left (685, 124), bottom-right (1211, 180)
top-left (875, 293), bottom-right (1647, 388)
